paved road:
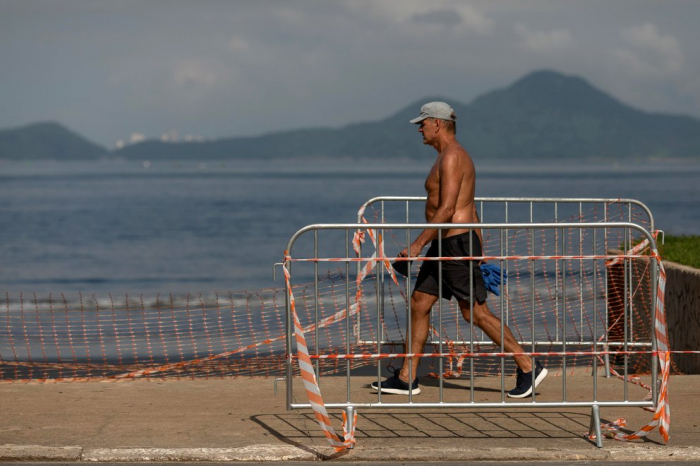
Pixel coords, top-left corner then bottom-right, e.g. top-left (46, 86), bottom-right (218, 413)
top-left (1, 374), bottom-right (699, 462)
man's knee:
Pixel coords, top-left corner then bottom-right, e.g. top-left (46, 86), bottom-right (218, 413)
top-left (459, 300), bottom-right (491, 324)
top-left (410, 290), bottom-right (437, 316)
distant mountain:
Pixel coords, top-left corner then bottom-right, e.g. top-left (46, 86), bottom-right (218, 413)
top-left (459, 70), bottom-right (700, 159)
top-left (3, 70), bottom-right (700, 161)
top-left (115, 70), bottom-right (700, 161)
top-left (0, 122), bottom-right (108, 161)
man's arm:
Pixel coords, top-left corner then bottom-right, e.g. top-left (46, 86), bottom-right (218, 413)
top-left (404, 151), bottom-right (462, 258)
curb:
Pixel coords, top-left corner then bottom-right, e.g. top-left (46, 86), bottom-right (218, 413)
top-left (0, 445), bottom-right (82, 462)
top-left (82, 445), bottom-right (318, 462)
top-left (2, 444), bottom-right (700, 462)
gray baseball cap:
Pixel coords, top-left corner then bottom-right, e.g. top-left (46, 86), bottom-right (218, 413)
top-left (409, 101), bottom-right (456, 124)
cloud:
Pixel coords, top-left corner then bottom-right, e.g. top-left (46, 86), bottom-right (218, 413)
top-left (171, 59), bottom-right (223, 90)
top-left (514, 23), bottom-right (573, 52)
top-left (346, 1), bottom-right (494, 35)
top-left (456, 4), bottom-right (495, 35)
top-left (412, 9), bottom-right (463, 28)
top-left (610, 23), bottom-right (684, 77)
top-left (228, 37), bottom-right (251, 53)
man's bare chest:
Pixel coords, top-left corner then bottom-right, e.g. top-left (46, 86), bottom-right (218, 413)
top-left (424, 164), bottom-right (440, 194)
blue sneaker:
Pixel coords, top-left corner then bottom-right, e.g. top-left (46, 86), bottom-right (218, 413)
top-left (370, 369), bottom-right (421, 395)
top-left (507, 360), bottom-right (548, 398)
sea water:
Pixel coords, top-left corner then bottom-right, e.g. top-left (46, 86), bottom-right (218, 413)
top-left (1, 158), bottom-right (699, 296)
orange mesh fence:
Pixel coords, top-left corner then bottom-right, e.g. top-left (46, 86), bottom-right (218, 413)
top-left (0, 279), bottom-right (379, 382)
top-left (0, 200), bottom-right (682, 383)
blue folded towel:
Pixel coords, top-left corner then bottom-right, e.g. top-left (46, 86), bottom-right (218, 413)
top-left (480, 263), bottom-right (507, 296)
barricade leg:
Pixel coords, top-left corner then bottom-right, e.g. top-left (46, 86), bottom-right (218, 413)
top-left (589, 405), bottom-right (603, 448)
top-left (345, 406), bottom-right (356, 449)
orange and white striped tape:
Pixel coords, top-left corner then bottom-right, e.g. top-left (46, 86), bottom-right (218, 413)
top-left (279, 221), bottom-right (398, 450)
top-left (591, 236), bottom-right (670, 443)
top-left (355, 217), bottom-right (401, 288)
top-left (283, 263), bottom-right (356, 451)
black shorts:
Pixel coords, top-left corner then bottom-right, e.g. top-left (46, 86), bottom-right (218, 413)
top-left (414, 230), bottom-right (487, 304)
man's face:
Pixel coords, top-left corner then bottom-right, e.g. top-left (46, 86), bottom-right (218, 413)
top-left (418, 118), bottom-right (438, 145)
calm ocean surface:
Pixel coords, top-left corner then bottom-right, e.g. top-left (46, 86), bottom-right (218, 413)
top-left (1, 158), bottom-right (699, 296)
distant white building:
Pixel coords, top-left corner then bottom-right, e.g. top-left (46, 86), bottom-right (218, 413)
top-left (161, 129), bottom-right (179, 143)
top-left (130, 132), bottom-right (146, 144)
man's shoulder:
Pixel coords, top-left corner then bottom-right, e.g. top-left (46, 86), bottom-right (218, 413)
top-left (440, 141), bottom-right (472, 164)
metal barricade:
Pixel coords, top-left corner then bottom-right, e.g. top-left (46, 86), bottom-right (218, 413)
top-left (356, 197), bottom-right (657, 378)
top-left (282, 220), bottom-right (660, 448)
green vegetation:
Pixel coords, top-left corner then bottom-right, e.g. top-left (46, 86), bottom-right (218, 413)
top-left (660, 235), bottom-right (700, 269)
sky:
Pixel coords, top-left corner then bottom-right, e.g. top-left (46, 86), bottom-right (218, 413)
top-left (1, 0), bottom-right (699, 149)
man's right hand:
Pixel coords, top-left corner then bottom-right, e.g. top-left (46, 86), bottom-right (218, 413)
top-left (399, 242), bottom-right (424, 260)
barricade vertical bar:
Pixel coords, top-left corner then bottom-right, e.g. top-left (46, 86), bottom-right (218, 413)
top-left (379, 224), bottom-right (386, 390)
top-left (593, 228), bottom-right (599, 394)
top-left (356, 222), bottom-right (362, 346)
top-left (438, 234), bottom-right (444, 402)
top-left (579, 202), bottom-right (584, 342)
top-left (285, 255), bottom-right (293, 410)
top-left (627, 205), bottom-right (635, 344)
top-left (380, 203), bottom-right (386, 331)
top-left (380, 202), bottom-right (386, 355)
top-left (603, 204), bottom-right (610, 378)
top-left (469, 231), bottom-right (475, 402)
top-left (314, 230), bottom-right (320, 380)
top-left (555, 203), bottom-right (560, 342)
top-left (405, 198), bottom-right (411, 402)
top-left (405, 199), bottom-right (410, 400)
top-left (345, 406), bottom-right (355, 445)
top-left (562, 227), bottom-right (568, 401)
top-left (530, 204), bottom-right (536, 401)
top-left (346, 229), bottom-right (351, 401)
top-left (628, 228), bottom-right (632, 401)
top-left (376, 228), bottom-right (383, 403)
top-left (407, 224), bottom-right (413, 403)
top-left (590, 405), bottom-right (604, 448)
top-left (500, 227), bottom-right (506, 400)
top-left (505, 202), bottom-right (510, 327)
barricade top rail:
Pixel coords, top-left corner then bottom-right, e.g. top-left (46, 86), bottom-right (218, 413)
top-left (285, 221), bottom-right (656, 257)
top-left (357, 196), bottom-right (655, 232)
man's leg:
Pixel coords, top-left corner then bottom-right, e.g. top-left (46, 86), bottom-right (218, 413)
top-left (370, 289), bottom-right (437, 394)
top-left (458, 299), bottom-right (532, 372)
top-left (399, 290), bottom-right (438, 383)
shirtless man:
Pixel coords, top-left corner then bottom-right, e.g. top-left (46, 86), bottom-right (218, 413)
top-left (371, 102), bottom-right (547, 398)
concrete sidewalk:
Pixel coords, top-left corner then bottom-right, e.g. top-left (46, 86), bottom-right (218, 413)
top-left (1, 374), bottom-right (699, 462)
